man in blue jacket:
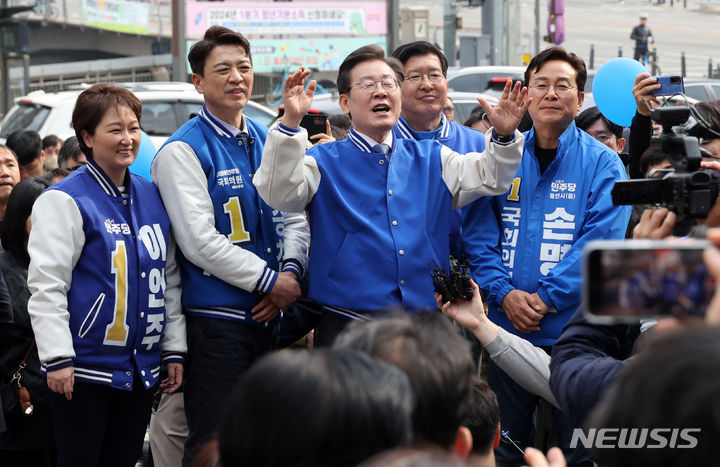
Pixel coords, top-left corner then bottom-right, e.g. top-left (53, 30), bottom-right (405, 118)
top-left (152, 26), bottom-right (310, 466)
top-left (391, 41), bottom-right (488, 258)
top-left (254, 45), bottom-right (529, 345)
top-left (463, 47), bottom-right (631, 466)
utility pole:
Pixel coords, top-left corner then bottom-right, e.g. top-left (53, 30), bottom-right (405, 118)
top-left (443, 0), bottom-right (457, 66)
top-left (171, 0), bottom-right (186, 82)
top-left (482, 0), bottom-right (508, 65)
top-left (387, 0), bottom-right (400, 53)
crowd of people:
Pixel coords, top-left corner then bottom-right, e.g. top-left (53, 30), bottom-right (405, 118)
top-left (1, 24), bottom-right (720, 467)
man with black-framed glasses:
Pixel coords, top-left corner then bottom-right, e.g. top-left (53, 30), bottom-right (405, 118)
top-left (254, 44), bottom-right (529, 345)
top-left (462, 47), bottom-right (631, 466)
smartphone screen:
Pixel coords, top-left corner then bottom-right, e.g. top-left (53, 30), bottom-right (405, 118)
top-left (300, 113), bottom-right (328, 138)
top-left (584, 239), bottom-right (712, 322)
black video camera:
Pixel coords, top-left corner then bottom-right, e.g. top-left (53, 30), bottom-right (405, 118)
top-left (611, 106), bottom-right (720, 219)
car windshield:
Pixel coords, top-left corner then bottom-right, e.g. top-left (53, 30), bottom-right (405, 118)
top-left (142, 101), bottom-right (181, 136)
top-left (0, 102), bottom-right (51, 138)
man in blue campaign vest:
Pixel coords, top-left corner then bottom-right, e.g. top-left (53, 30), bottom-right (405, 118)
top-left (253, 45), bottom-right (529, 346)
top-left (463, 47), bottom-right (630, 466)
top-left (391, 41), bottom-right (488, 258)
top-left (151, 27), bottom-right (310, 467)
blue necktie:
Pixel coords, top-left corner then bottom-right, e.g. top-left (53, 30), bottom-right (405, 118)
top-left (372, 143), bottom-right (390, 155)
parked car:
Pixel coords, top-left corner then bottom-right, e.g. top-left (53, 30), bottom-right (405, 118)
top-left (682, 79), bottom-right (720, 102)
top-left (449, 91), bottom-right (498, 124)
top-left (447, 66), bottom-right (526, 95)
top-left (0, 82), bottom-right (277, 147)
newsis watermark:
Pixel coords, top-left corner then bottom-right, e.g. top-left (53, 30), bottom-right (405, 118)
top-left (570, 428), bottom-right (701, 449)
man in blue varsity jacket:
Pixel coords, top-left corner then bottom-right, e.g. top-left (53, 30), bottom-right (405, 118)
top-left (151, 27), bottom-right (310, 467)
top-left (253, 44), bottom-right (529, 345)
top-left (391, 41), bottom-right (487, 258)
top-left (462, 47), bottom-right (631, 466)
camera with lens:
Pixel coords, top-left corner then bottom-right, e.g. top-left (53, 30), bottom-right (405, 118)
top-left (611, 105), bottom-right (720, 219)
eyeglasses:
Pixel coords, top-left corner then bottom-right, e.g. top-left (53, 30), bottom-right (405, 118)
top-left (352, 78), bottom-right (399, 94)
top-left (405, 72), bottom-right (445, 85)
top-left (528, 82), bottom-right (576, 96)
top-left (593, 133), bottom-right (618, 144)
top-left (442, 107), bottom-right (454, 112)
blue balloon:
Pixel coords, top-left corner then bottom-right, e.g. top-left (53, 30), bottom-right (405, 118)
top-left (129, 131), bottom-right (157, 182)
top-left (592, 58), bottom-right (648, 127)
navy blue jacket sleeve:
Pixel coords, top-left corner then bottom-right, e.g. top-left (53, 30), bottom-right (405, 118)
top-left (549, 309), bottom-right (641, 427)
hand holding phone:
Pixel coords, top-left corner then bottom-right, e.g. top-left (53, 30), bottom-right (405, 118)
top-left (584, 239), bottom-right (711, 322)
top-left (300, 113), bottom-right (329, 138)
top-left (648, 75), bottom-right (684, 96)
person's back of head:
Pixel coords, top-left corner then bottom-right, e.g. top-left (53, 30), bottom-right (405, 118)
top-left (218, 348), bottom-right (414, 467)
top-left (463, 377), bottom-right (500, 458)
top-left (1, 176), bottom-right (51, 261)
top-left (693, 100), bottom-right (720, 157)
top-left (329, 114), bottom-right (351, 131)
top-left (588, 325), bottom-right (720, 467)
top-left (359, 447), bottom-right (474, 467)
top-left (6, 130), bottom-right (44, 178)
top-left (334, 312), bottom-right (475, 451)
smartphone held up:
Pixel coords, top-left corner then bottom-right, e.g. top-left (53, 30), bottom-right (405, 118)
top-left (584, 239), bottom-right (713, 323)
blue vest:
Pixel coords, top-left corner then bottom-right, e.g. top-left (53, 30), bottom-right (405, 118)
top-left (305, 136), bottom-right (452, 313)
top-left (162, 115), bottom-right (283, 323)
top-left (50, 161), bottom-right (171, 391)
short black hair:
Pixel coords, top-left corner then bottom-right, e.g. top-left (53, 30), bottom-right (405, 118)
top-left (329, 113), bottom-right (351, 131)
top-left (391, 41), bottom-right (449, 76)
top-left (463, 113), bottom-right (484, 128)
top-left (1, 176), bottom-right (51, 260)
top-left (39, 167), bottom-right (70, 185)
top-left (57, 136), bottom-right (82, 169)
top-left (188, 26), bottom-right (252, 75)
top-left (219, 349), bottom-right (414, 467)
top-left (694, 99), bottom-right (720, 134)
top-left (6, 130), bottom-right (42, 166)
top-left (576, 106), bottom-right (623, 138)
top-left (334, 312), bottom-right (475, 450)
top-left (525, 46), bottom-right (587, 97)
top-left (337, 44), bottom-right (404, 95)
top-left (639, 143), bottom-right (670, 176)
top-left (41, 134), bottom-right (62, 150)
top-left (588, 325), bottom-right (720, 467)
top-left (462, 378), bottom-right (500, 454)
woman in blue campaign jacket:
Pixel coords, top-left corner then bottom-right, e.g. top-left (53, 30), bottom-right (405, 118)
top-left (26, 84), bottom-right (187, 467)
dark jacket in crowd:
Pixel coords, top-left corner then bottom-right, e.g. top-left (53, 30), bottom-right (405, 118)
top-left (549, 308), bottom-right (641, 427)
top-left (0, 249), bottom-right (54, 450)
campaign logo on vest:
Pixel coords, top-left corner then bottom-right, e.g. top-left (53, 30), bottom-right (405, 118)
top-left (216, 167), bottom-right (245, 189)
